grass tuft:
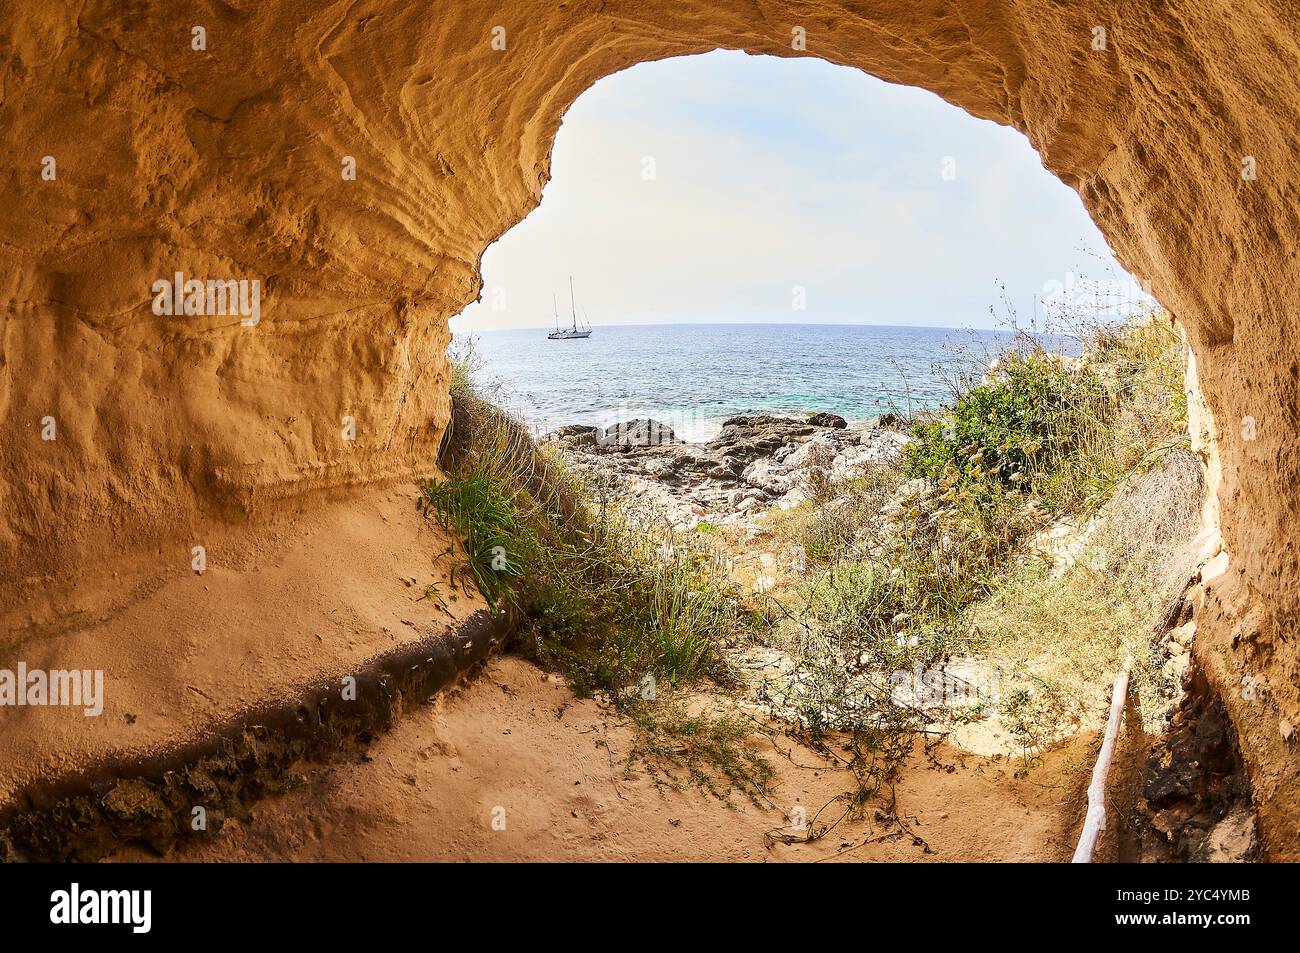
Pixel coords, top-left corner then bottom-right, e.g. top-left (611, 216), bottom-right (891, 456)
top-left (419, 339), bottom-right (768, 797)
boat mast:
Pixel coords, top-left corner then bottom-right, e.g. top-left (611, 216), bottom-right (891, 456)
top-left (569, 276), bottom-right (578, 332)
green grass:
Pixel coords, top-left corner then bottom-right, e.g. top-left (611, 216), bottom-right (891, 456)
top-left (625, 700), bottom-right (775, 805)
top-left (421, 449), bottom-right (740, 694)
top-left (419, 341), bottom-right (769, 798)
top-left (518, 519), bottom-right (745, 696)
top-left (417, 476), bottom-right (535, 611)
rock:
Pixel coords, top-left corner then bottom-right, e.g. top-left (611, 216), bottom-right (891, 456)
top-left (726, 488), bottom-right (764, 511)
top-left (599, 419), bottom-right (677, 448)
top-left (640, 457), bottom-right (680, 481)
top-left (648, 444), bottom-right (718, 477)
top-left (1163, 653), bottom-right (1190, 681)
top-left (1205, 807), bottom-right (1259, 862)
top-left (697, 452), bottom-right (742, 479)
top-left (1200, 550), bottom-right (1230, 584)
top-left (831, 432), bottom-right (910, 479)
top-left (544, 424), bottom-right (598, 446)
top-left (551, 409), bottom-right (907, 527)
top-left (876, 412), bottom-right (905, 430)
top-left (709, 416), bottom-right (817, 463)
top-left (775, 486), bottom-right (810, 511)
top-left (1193, 528), bottom-right (1224, 565)
top-left (740, 458), bottom-right (796, 495)
top-left (783, 433), bottom-right (839, 470)
top-left (859, 428), bottom-right (912, 454)
top-left (830, 445), bottom-right (876, 479)
top-left (806, 412), bottom-right (847, 428)
top-left (1171, 621), bottom-right (1196, 647)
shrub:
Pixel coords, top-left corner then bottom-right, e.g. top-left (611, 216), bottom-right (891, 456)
top-left (904, 315), bottom-right (1188, 519)
top-left (758, 313), bottom-right (1193, 801)
top-left (904, 349), bottom-right (1105, 506)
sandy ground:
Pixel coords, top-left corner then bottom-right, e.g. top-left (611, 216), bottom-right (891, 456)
top-left (0, 487), bottom-right (483, 807)
top-left (134, 655), bottom-right (1093, 862)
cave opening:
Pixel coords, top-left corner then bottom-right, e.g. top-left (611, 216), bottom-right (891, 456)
top-left (455, 51), bottom-right (1150, 440)
top-left (442, 52), bottom-right (1237, 860)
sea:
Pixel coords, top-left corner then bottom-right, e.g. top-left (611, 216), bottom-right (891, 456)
top-left (458, 323), bottom-right (1077, 443)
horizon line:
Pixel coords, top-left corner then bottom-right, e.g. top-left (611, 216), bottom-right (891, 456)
top-left (452, 319), bottom-right (1074, 335)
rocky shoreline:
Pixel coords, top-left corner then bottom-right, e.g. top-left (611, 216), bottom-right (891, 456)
top-left (542, 412), bottom-right (912, 531)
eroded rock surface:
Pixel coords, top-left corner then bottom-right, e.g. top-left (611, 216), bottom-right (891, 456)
top-left (1141, 675), bottom-right (1260, 863)
top-left (545, 413), bottom-right (910, 530)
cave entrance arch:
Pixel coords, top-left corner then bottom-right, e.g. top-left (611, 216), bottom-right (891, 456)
top-left (1, 2), bottom-right (1294, 858)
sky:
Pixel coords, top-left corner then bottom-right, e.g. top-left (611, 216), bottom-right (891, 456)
top-left (454, 51), bottom-right (1146, 333)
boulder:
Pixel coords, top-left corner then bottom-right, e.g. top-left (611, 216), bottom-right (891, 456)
top-left (544, 424), bottom-right (599, 447)
top-left (806, 412), bottom-right (847, 429)
top-left (741, 458), bottom-right (797, 495)
top-left (830, 444), bottom-right (879, 481)
top-left (858, 428), bottom-right (912, 457)
top-left (599, 418), bottom-right (677, 448)
top-left (639, 457), bottom-right (680, 482)
top-left (784, 433), bottom-right (840, 469)
top-left (708, 415), bottom-right (818, 464)
top-left (819, 430), bottom-right (912, 480)
top-left (775, 486), bottom-right (811, 511)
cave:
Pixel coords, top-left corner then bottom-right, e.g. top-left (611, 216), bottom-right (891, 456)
top-left (0, 1), bottom-right (1295, 859)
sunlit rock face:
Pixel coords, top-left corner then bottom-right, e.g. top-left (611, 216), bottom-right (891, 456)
top-left (1, 1), bottom-right (1296, 855)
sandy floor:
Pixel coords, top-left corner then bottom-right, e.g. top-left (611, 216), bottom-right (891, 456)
top-left (0, 487), bottom-right (483, 808)
top-left (134, 655), bottom-right (1092, 862)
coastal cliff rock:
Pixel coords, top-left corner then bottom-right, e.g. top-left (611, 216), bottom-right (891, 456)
top-left (549, 414), bottom-right (910, 528)
top-left (2, 1), bottom-right (1298, 856)
top-left (598, 419), bottom-right (678, 449)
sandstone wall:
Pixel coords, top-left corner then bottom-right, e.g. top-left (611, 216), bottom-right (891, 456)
top-left (1, 1), bottom-right (1296, 855)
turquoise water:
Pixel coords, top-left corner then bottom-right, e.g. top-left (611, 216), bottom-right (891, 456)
top-left (460, 323), bottom-right (1076, 442)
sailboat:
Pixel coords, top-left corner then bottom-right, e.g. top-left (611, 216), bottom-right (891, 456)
top-left (547, 277), bottom-right (593, 340)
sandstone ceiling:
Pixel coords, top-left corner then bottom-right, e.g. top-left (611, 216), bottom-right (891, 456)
top-left (1, 1), bottom-right (1296, 856)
